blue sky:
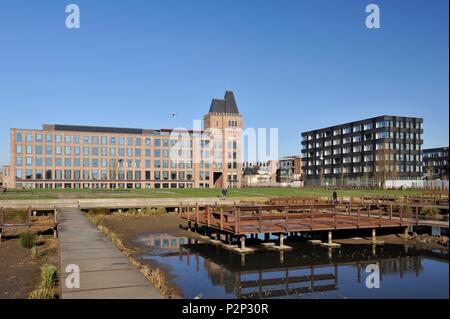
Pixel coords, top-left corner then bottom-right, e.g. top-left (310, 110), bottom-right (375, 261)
top-left (0, 0), bottom-right (448, 166)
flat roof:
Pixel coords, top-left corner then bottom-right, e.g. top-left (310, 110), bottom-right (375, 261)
top-left (301, 115), bottom-right (423, 135)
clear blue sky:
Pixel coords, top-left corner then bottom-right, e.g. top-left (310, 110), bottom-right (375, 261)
top-left (0, 0), bottom-right (448, 166)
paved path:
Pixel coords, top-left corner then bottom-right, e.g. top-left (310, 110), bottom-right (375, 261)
top-left (58, 208), bottom-right (162, 299)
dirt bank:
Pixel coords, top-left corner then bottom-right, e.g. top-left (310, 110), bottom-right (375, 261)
top-left (0, 232), bottom-right (58, 299)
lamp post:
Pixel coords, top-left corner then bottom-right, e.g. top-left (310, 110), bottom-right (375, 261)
top-left (320, 155), bottom-right (324, 187)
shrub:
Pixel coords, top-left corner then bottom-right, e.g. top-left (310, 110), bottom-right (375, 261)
top-left (31, 246), bottom-right (39, 259)
top-left (19, 232), bottom-right (36, 249)
top-left (91, 215), bottom-right (103, 226)
top-left (29, 287), bottom-right (54, 299)
top-left (423, 207), bottom-right (440, 219)
top-left (40, 264), bottom-right (58, 289)
top-left (88, 208), bottom-right (110, 215)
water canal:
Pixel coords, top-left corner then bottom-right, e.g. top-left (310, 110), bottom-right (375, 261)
top-left (135, 232), bottom-right (449, 299)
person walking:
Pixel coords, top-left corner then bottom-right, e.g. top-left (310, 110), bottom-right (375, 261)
top-left (332, 190), bottom-right (338, 204)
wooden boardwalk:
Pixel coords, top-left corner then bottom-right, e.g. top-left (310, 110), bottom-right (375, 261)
top-left (57, 208), bottom-right (162, 299)
top-left (180, 203), bottom-right (416, 236)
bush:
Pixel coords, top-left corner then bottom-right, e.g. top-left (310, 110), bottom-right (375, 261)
top-left (31, 246), bottom-right (39, 259)
top-left (19, 232), bottom-right (36, 249)
top-left (41, 264), bottom-right (58, 289)
top-left (29, 287), bottom-right (54, 299)
top-left (88, 208), bottom-right (110, 215)
top-left (423, 207), bottom-right (440, 219)
top-left (91, 215), bottom-right (103, 226)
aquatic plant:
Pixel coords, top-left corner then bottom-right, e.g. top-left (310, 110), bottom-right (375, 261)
top-left (41, 264), bottom-right (58, 289)
top-left (28, 287), bottom-right (54, 299)
top-left (19, 232), bottom-right (36, 249)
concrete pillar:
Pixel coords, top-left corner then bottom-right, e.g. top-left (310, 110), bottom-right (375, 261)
top-left (372, 229), bottom-right (376, 242)
top-left (53, 228), bottom-right (57, 238)
top-left (240, 236), bottom-right (246, 250)
top-left (404, 227), bottom-right (409, 238)
top-left (280, 234), bottom-right (285, 247)
top-left (33, 211), bottom-right (37, 217)
top-left (328, 231), bottom-right (332, 244)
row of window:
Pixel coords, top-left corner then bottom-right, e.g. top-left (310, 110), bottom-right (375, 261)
top-left (14, 156), bottom-right (238, 170)
top-left (15, 169), bottom-right (198, 181)
top-left (17, 182), bottom-right (194, 190)
top-left (15, 132), bottom-right (239, 149)
top-left (303, 121), bottom-right (422, 141)
top-left (305, 134), bottom-right (422, 149)
top-left (307, 165), bottom-right (422, 175)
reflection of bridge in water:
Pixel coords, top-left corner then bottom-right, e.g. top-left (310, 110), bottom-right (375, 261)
top-left (173, 243), bottom-right (431, 299)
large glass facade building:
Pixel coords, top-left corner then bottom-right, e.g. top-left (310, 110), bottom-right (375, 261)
top-left (301, 115), bottom-right (424, 186)
top-left (8, 91), bottom-right (243, 189)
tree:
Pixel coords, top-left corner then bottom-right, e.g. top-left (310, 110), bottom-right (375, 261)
top-left (375, 145), bottom-right (391, 189)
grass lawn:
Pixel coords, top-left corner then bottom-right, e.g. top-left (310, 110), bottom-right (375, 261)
top-left (0, 187), bottom-right (435, 200)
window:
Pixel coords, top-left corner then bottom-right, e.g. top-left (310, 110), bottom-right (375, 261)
top-left (16, 145), bottom-right (23, 154)
top-left (16, 133), bottom-right (23, 142)
top-left (65, 135), bottom-right (71, 143)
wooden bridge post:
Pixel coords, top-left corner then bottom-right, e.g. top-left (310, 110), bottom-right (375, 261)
top-left (187, 208), bottom-right (191, 231)
top-left (389, 204), bottom-right (393, 220)
top-left (333, 206), bottom-right (337, 229)
top-left (178, 203), bottom-right (182, 217)
top-left (196, 203), bottom-right (199, 225)
top-left (258, 207), bottom-right (262, 232)
top-left (234, 206), bottom-right (238, 234)
top-left (27, 206), bottom-right (32, 226)
top-left (349, 202), bottom-right (352, 216)
top-left (378, 205), bottom-right (382, 227)
top-left (357, 208), bottom-right (360, 228)
top-left (237, 207), bottom-right (241, 234)
top-left (309, 205), bottom-right (314, 230)
top-left (415, 206), bottom-right (419, 226)
top-left (400, 206), bottom-right (403, 226)
top-left (368, 205), bottom-right (371, 218)
top-left (285, 206), bottom-right (289, 231)
top-left (207, 205), bottom-right (211, 227)
top-left (220, 208), bottom-right (224, 231)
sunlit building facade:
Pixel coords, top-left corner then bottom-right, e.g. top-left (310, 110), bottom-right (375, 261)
top-left (8, 91), bottom-right (243, 189)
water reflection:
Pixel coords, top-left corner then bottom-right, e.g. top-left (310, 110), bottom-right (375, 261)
top-left (139, 234), bottom-right (449, 299)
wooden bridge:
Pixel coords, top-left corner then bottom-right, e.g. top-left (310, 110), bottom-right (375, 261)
top-left (180, 202), bottom-right (417, 236)
top-left (179, 201), bottom-right (419, 251)
top-left (0, 206), bottom-right (57, 242)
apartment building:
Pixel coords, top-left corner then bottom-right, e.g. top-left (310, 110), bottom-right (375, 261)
top-left (7, 91), bottom-right (242, 189)
top-left (301, 116), bottom-right (423, 186)
top-left (422, 147), bottom-right (449, 180)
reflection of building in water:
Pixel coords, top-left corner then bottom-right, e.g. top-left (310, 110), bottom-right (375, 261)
top-left (142, 233), bottom-right (188, 250)
top-left (180, 243), bottom-right (427, 299)
top-left (354, 256), bottom-right (424, 282)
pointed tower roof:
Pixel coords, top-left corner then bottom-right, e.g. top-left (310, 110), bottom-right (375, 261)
top-left (209, 91), bottom-right (240, 114)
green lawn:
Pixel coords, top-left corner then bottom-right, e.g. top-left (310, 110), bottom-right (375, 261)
top-left (0, 187), bottom-right (433, 201)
